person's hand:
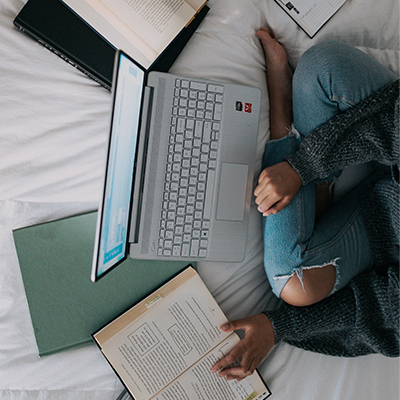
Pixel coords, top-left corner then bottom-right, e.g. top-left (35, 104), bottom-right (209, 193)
top-left (210, 314), bottom-right (275, 381)
top-left (254, 161), bottom-right (302, 216)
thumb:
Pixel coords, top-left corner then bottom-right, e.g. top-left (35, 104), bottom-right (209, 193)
top-left (220, 318), bottom-right (249, 332)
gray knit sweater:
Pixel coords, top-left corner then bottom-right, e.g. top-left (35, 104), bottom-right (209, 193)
top-left (264, 79), bottom-right (399, 357)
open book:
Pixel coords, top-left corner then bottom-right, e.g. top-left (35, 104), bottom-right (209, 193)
top-left (62, 0), bottom-right (208, 69)
top-left (274, 0), bottom-right (347, 38)
top-left (93, 267), bottom-right (271, 400)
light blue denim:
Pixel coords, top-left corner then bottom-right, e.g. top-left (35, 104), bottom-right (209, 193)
top-left (263, 41), bottom-right (398, 298)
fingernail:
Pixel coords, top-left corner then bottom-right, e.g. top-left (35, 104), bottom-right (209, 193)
top-left (220, 323), bottom-right (229, 331)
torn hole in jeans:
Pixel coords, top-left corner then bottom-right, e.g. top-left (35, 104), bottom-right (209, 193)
top-left (274, 258), bottom-right (341, 297)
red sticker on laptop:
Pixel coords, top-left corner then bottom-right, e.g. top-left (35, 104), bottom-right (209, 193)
top-left (244, 103), bottom-right (252, 113)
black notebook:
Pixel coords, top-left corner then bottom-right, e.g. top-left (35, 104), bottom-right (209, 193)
top-left (14, 0), bottom-right (209, 90)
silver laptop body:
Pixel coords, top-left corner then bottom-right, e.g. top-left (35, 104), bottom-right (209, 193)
top-left (92, 50), bottom-right (261, 281)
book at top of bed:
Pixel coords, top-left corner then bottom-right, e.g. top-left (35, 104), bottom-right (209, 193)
top-left (62, 0), bottom-right (208, 67)
top-left (13, 0), bottom-right (209, 90)
top-left (93, 266), bottom-right (272, 400)
top-left (274, 0), bottom-right (348, 38)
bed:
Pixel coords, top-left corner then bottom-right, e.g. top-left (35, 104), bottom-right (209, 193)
top-left (1, 0), bottom-right (398, 399)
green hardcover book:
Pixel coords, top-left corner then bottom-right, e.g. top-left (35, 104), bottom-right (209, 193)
top-left (13, 211), bottom-right (188, 357)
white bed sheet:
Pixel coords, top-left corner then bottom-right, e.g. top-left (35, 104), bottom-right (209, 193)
top-left (0, 0), bottom-right (398, 399)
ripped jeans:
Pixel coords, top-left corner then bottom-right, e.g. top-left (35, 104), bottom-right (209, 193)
top-left (262, 41), bottom-right (398, 298)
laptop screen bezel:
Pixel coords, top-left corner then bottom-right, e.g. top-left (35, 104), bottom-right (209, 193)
top-left (91, 50), bottom-right (147, 282)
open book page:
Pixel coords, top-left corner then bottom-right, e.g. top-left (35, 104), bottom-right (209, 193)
top-left (94, 269), bottom-right (231, 400)
top-left (99, 0), bottom-right (198, 54)
top-left (152, 334), bottom-right (269, 400)
top-left (62, 0), bottom-right (156, 68)
top-left (275, 0), bottom-right (347, 37)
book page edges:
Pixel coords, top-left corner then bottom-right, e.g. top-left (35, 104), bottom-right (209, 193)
top-left (186, 0), bottom-right (207, 11)
top-left (93, 267), bottom-right (197, 345)
top-left (185, 0), bottom-right (208, 28)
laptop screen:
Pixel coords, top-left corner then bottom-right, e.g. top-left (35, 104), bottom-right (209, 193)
top-left (92, 51), bottom-right (145, 281)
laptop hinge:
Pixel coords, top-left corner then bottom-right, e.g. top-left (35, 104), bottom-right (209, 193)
top-left (129, 85), bottom-right (154, 244)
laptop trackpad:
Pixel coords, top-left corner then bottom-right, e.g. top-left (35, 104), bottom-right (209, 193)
top-left (216, 163), bottom-right (249, 221)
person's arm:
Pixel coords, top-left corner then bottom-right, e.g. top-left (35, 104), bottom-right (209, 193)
top-left (267, 265), bottom-right (399, 358)
top-left (211, 266), bottom-right (399, 380)
top-left (287, 80), bottom-right (399, 185)
top-left (255, 80), bottom-right (399, 215)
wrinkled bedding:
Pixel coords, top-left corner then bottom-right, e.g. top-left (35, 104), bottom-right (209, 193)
top-left (0, 0), bottom-right (398, 399)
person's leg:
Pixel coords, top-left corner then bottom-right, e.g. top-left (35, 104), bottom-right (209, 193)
top-left (282, 41), bottom-right (397, 305)
top-left (258, 35), bottom-right (382, 306)
top-left (261, 135), bottom-right (376, 306)
top-left (257, 27), bottom-right (293, 140)
top-left (293, 40), bottom-right (398, 136)
top-left (280, 176), bottom-right (375, 306)
top-left (257, 29), bottom-right (336, 304)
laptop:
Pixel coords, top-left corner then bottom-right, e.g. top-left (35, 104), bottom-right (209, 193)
top-left (92, 50), bottom-right (261, 281)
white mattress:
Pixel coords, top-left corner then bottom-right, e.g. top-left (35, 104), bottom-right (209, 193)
top-left (0, 0), bottom-right (399, 399)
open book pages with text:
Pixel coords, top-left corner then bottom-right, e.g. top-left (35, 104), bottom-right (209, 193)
top-left (152, 333), bottom-right (269, 400)
top-left (62, 0), bottom-right (206, 69)
top-left (93, 267), bottom-right (270, 400)
top-left (99, 0), bottom-right (204, 54)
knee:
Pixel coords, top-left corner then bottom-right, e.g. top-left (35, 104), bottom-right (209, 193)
top-left (293, 41), bottom-right (350, 92)
top-left (280, 264), bottom-right (336, 307)
top-left (295, 40), bottom-right (349, 74)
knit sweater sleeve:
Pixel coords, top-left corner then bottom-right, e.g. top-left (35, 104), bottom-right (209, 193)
top-left (286, 80), bottom-right (399, 185)
top-left (264, 266), bottom-right (399, 357)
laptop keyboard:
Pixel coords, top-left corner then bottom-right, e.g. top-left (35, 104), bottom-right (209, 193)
top-left (158, 78), bottom-right (224, 258)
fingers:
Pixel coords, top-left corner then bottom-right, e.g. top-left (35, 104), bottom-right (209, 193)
top-left (210, 354), bottom-right (237, 375)
top-left (254, 161), bottom-right (302, 215)
top-left (210, 319), bottom-right (250, 373)
top-left (261, 197), bottom-right (291, 216)
top-left (254, 169), bottom-right (282, 211)
top-left (214, 348), bottom-right (260, 380)
top-left (211, 317), bottom-right (263, 375)
top-left (211, 314), bottom-right (275, 381)
top-left (228, 357), bottom-right (259, 380)
top-left (210, 338), bottom-right (245, 373)
top-left (218, 364), bottom-right (254, 381)
top-left (254, 177), bottom-right (287, 215)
